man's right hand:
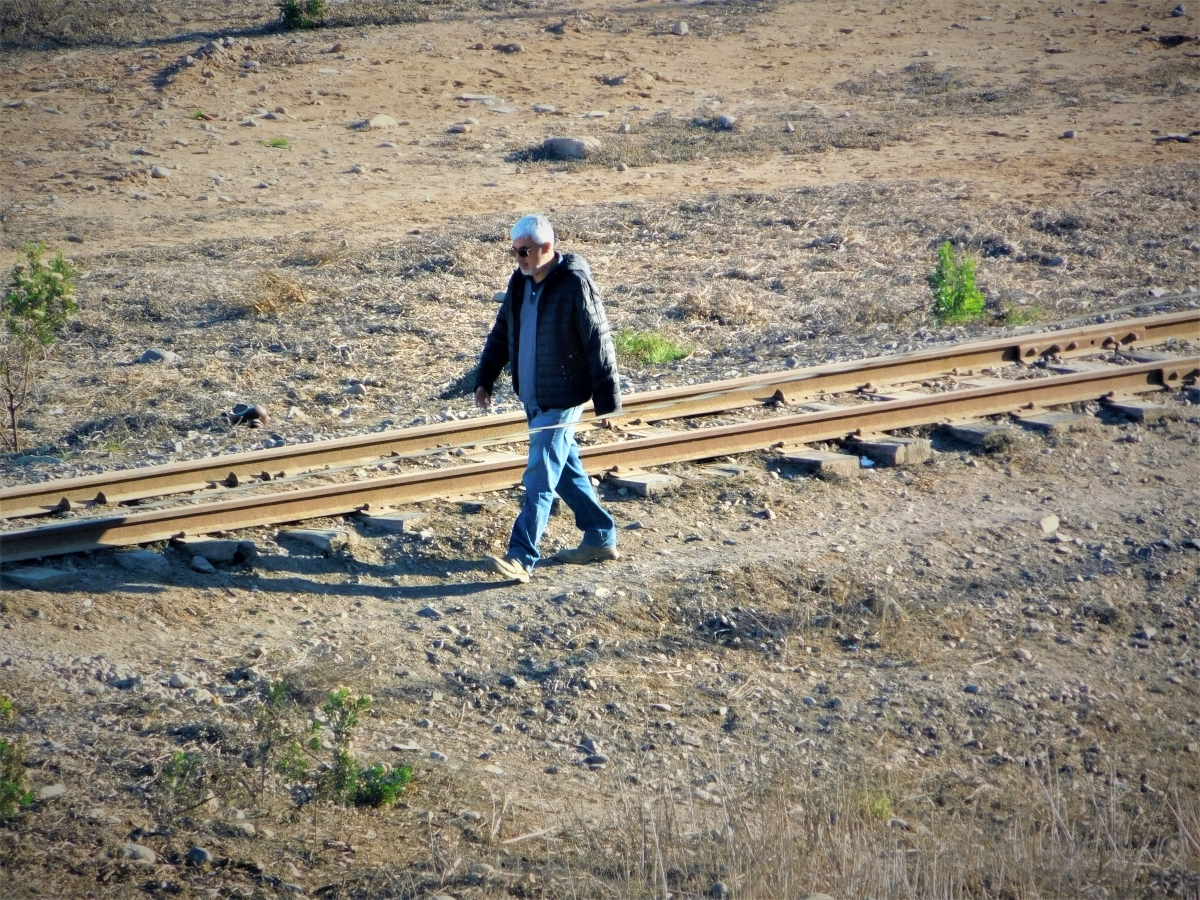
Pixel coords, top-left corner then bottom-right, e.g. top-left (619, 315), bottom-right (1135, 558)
top-left (474, 386), bottom-right (492, 409)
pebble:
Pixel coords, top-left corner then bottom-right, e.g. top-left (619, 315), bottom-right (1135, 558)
top-left (1013, 648), bottom-right (1033, 661)
top-left (114, 549), bottom-right (172, 578)
top-left (494, 42), bottom-right (524, 53)
top-left (169, 672), bottom-right (194, 689)
top-left (533, 104), bottom-right (557, 113)
top-left (1171, 3), bottom-right (1185, 15)
top-left (712, 882), bottom-right (731, 899)
top-left (1061, 129), bottom-right (1075, 139)
top-left (363, 113), bottom-right (396, 130)
top-left (1039, 514), bottom-right (1059, 535)
top-left (150, 165), bottom-right (170, 178)
top-left (964, 684), bottom-right (982, 694)
top-left (448, 123), bottom-right (473, 134)
top-left (671, 21), bottom-right (689, 36)
top-left (37, 783), bottom-right (66, 800)
top-left (429, 750), bottom-right (448, 762)
top-left (185, 687), bottom-right (214, 703)
top-left (121, 843), bottom-right (157, 865)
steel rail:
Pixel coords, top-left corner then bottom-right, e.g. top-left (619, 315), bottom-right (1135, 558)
top-left (1, 356), bottom-right (1194, 565)
top-left (3, 309), bottom-right (1198, 521)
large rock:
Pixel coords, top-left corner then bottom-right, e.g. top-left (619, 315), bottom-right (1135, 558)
top-left (172, 536), bottom-right (257, 564)
top-left (278, 529), bottom-right (348, 555)
top-left (543, 136), bottom-right (602, 160)
top-left (120, 843), bottom-right (157, 865)
top-left (113, 549), bottom-right (172, 579)
top-left (138, 348), bottom-right (182, 365)
top-left (359, 113), bottom-right (396, 130)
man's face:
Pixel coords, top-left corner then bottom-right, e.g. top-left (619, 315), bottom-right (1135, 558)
top-left (510, 238), bottom-right (553, 276)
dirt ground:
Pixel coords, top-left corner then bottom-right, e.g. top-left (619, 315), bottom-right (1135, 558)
top-left (1, 0), bottom-right (1200, 898)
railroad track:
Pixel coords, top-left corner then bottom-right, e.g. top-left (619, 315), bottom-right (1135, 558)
top-left (3, 308), bottom-right (1198, 525)
top-left (0, 314), bottom-right (1195, 564)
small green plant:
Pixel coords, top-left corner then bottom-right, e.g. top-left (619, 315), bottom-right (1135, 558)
top-left (190, 109), bottom-right (206, 120)
top-left (262, 137), bottom-right (290, 149)
top-left (0, 696), bottom-right (14, 723)
top-left (157, 750), bottom-right (204, 815)
top-left (928, 240), bottom-right (985, 325)
top-left (0, 738), bottom-right (33, 821)
top-left (860, 790), bottom-right (894, 822)
top-left (1, 242), bottom-right (78, 452)
top-left (613, 329), bottom-right (692, 366)
top-left (268, 687), bottom-right (411, 808)
top-left (280, 0), bottom-right (324, 30)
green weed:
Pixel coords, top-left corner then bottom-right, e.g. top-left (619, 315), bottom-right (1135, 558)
top-left (613, 329), bottom-right (692, 366)
top-left (0, 738), bottom-right (32, 821)
top-left (190, 109), bottom-right (205, 120)
top-left (0, 696), bottom-right (14, 723)
top-left (262, 137), bottom-right (290, 150)
top-left (929, 240), bottom-right (986, 325)
top-left (860, 790), bottom-right (894, 822)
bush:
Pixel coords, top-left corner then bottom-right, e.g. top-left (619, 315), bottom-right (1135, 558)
top-left (928, 240), bottom-right (985, 325)
top-left (613, 329), bottom-right (692, 366)
top-left (280, 0), bottom-right (325, 30)
top-left (1, 242), bottom-right (78, 452)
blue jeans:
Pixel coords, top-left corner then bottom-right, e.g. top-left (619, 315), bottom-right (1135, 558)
top-left (507, 404), bottom-right (617, 571)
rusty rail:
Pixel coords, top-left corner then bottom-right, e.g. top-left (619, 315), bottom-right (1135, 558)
top-left (1, 355), bottom-right (1194, 564)
top-left (3, 308), bottom-right (1198, 521)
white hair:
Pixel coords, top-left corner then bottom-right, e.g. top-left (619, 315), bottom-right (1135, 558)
top-left (511, 214), bottom-right (555, 246)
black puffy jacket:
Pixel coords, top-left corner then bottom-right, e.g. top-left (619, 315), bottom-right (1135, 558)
top-left (475, 252), bottom-right (622, 416)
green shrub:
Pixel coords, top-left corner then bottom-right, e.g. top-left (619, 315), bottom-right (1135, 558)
top-left (928, 240), bottom-right (985, 325)
top-left (1, 242), bottom-right (78, 451)
top-left (0, 738), bottom-right (32, 821)
top-left (613, 329), bottom-right (692, 366)
top-left (280, 0), bottom-right (324, 30)
top-left (262, 137), bottom-right (290, 149)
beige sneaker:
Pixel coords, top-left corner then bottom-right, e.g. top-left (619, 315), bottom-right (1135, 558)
top-left (486, 555), bottom-right (531, 583)
top-left (554, 544), bottom-right (621, 565)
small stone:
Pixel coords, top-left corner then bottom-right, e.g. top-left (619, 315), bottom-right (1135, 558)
top-left (1013, 648), bottom-right (1033, 661)
top-left (363, 113), bottom-right (396, 130)
top-left (1061, 129), bottom-right (1075, 139)
top-left (715, 114), bottom-right (738, 130)
top-left (429, 750), bottom-right (448, 762)
top-left (1039, 515), bottom-right (1060, 535)
top-left (651, 702), bottom-right (672, 712)
top-left (785, 121), bottom-right (795, 133)
top-left (185, 846), bottom-right (212, 866)
top-left (121, 843), bottom-right (157, 865)
top-left (418, 606), bottom-right (444, 620)
top-left (448, 122), bottom-right (473, 134)
top-left (37, 783), bottom-right (66, 800)
top-left (150, 165), bottom-right (170, 178)
top-left (139, 348), bottom-right (182, 365)
top-left (671, 21), bottom-right (689, 35)
top-left (711, 882), bottom-right (731, 899)
top-left (1171, 3), bottom-right (1185, 15)
top-left (532, 103), bottom-right (557, 113)
top-left (964, 684), bottom-right (982, 694)
top-left (169, 672), bottom-right (195, 689)
top-left (191, 555), bottom-right (217, 574)
top-left (543, 136), bottom-right (603, 160)
top-left (1136, 625), bottom-right (1157, 641)
top-left (494, 42), bottom-right (524, 53)
top-left (185, 687), bottom-right (214, 703)
top-left (615, 162), bottom-right (628, 172)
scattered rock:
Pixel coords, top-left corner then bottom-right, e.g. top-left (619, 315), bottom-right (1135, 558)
top-left (1171, 3), bottom-right (1185, 15)
top-left (429, 750), bottom-right (448, 762)
top-left (150, 165), bottom-right (171, 178)
top-left (113, 549), bottom-right (171, 579)
top-left (191, 555), bottom-right (217, 574)
top-left (173, 536), bottom-right (257, 564)
top-left (1013, 648), bottom-right (1033, 661)
top-left (543, 136), bottom-right (603, 160)
top-left (359, 113), bottom-right (396, 130)
top-left (417, 606), bottom-right (444, 620)
top-left (671, 21), bottom-right (689, 36)
top-left (533, 103), bottom-right (557, 113)
top-left (448, 122), bottom-right (473, 134)
top-left (714, 114), bottom-right (738, 130)
top-left (712, 882), bottom-right (731, 899)
top-left (494, 42), bottom-right (524, 53)
top-left (185, 687), bottom-right (214, 703)
top-left (120, 843), bottom-right (157, 865)
top-left (37, 783), bottom-right (66, 800)
top-left (1061, 129), bottom-right (1075, 139)
top-left (1039, 514), bottom-right (1060, 535)
top-left (169, 672), bottom-right (195, 689)
top-left (138, 348), bottom-right (182, 365)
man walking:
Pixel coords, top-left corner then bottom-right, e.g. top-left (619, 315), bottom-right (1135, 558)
top-left (474, 214), bottom-right (622, 583)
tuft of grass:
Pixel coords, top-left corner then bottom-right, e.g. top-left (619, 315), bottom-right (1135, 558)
top-left (1000, 304), bottom-right (1042, 326)
top-left (613, 329), bottom-right (691, 366)
top-left (0, 737), bottom-right (32, 821)
top-left (860, 790), bottom-right (894, 822)
top-left (262, 137), bottom-right (290, 150)
top-left (929, 240), bottom-right (986, 325)
top-left (252, 270), bottom-right (308, 316)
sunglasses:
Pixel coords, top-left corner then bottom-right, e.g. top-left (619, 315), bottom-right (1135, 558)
top-left (509, 245), bottom-right (540, 258)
